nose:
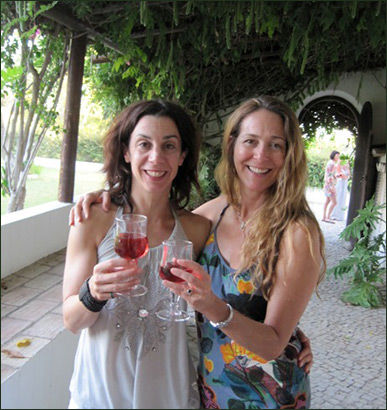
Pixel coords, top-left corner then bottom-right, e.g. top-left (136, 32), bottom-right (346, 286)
top-left (149, 145), bottom-right (163, 162)
top-left (253, 143), bottom-right (269, 160)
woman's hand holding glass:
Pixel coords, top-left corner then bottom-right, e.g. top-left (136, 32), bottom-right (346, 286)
top-left (156, 240), bottom-right (194, 322)
top-left (88, 258), bottom-right (143, 303)
top-left (159, 258), bottom-right (216, 315)
top-left (113, 214), bottom-right (149, 297)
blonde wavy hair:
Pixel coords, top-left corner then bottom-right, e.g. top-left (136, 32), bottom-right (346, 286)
top-left (215, 96), bottom-right (326, 300)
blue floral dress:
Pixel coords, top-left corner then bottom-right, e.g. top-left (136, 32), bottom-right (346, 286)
top-left (196, 206), bottom-right (311, 409)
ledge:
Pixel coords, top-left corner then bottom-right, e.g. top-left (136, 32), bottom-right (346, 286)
top-left (1, 249), bottom-right (80, 409)
top-left (1, 201), bottom-right (73, 278)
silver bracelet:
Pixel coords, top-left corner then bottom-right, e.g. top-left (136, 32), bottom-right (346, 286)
top-left (210, 303), bottom-right (234, 329)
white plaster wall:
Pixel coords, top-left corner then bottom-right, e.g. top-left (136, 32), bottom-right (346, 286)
top-left (1, 330), bottom-right (80, 409)
top-left (1, 201), bottom-right (72, 278)
top-left (204, 69), bottom-right (386, 146)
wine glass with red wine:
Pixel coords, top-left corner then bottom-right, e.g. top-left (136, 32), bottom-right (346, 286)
top-left (114, 214), bottom-right (149, 297)
top-left (156, 239), bottom-right (193, 322)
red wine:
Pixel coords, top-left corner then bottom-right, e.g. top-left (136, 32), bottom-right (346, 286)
top-left (159, 262), bottom-right (186, 283)
top-left (114, 233), bottom-right (149, 259)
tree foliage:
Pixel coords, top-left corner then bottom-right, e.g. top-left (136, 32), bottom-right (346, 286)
top-left (1, 0), bottom-right (69, 211)
top-left (1, 1), bottom-right (385, 212)
top-left (59, 0), bottom-right (386, 134)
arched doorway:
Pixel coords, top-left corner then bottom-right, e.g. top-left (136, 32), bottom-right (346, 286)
top-left (298, 96), bottom-right (377, 228)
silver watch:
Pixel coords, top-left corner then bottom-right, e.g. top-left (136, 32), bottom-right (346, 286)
top-left (210, 303), bottom-right (234, 329)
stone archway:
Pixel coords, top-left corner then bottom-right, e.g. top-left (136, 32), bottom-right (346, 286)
top-left (298, 96), bottom-right (376, 228)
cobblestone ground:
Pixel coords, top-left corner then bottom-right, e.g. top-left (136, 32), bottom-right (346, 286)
top-left (187, 189), bottom-right (386, 409)
top-left (301, 192), bottom-right (386, 409)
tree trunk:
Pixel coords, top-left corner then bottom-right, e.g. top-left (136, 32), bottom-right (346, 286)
top-left (7, 186), bottom-right (26, 213)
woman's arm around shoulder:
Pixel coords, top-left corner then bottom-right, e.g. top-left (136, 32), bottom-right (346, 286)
top-left (193, 195), bottom-right (227, 229)
top-left (178, 209), bottom-right (211, 257)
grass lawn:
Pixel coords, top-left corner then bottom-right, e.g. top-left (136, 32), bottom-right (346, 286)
top-left (1, 165), bottom-right (105, 215)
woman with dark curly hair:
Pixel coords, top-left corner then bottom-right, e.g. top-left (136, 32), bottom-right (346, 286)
top-left (63, 99), bottom-right (211, 409)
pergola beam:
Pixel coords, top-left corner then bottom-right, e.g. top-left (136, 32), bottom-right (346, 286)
top-left (38, 2), bottom-right (124, 55)
top-left (58, 33), bottom-right (88, 203)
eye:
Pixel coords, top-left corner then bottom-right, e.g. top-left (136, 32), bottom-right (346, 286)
top-left (271, 141), bottom-right (285, 150)
top-left (164, 142), bottom-right (178, 151)
top-left (137, 140), bottom-right (150, 150)
top-left (243, 138), bottom-right (256, 146)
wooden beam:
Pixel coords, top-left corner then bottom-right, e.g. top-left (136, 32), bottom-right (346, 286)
top-left (58, 33), bottom-right (88, 203)
top-left (38, 2), bottom-right (124, 55)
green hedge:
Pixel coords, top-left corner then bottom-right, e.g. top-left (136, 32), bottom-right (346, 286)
top-left (38, 135), bottom-right (104, 163)
top-left (307, 154), bottom-right (326, 188)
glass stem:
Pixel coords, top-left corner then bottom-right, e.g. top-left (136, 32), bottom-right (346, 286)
top-left (170, 292), bottom-right (181, 313)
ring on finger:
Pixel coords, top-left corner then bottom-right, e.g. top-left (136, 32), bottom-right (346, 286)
top-left (110, 292), bottom-right (115, 299)
top-left (186, 288), bottom-right (193, 296)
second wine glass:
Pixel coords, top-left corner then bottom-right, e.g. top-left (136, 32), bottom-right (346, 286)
top-left (156, 239), bottom-right (193, 322)
top-left (114, 214), bottom-right (149, 297)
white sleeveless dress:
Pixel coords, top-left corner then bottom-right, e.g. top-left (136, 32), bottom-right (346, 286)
top-left (68, 207), bottom-right (199, 409)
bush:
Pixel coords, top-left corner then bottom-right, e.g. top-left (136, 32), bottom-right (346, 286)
top-left (38, 134), bottom-right (104, 163)
top-left (328, 196), bottom-right (386, 308)
top-left (188, 142), bottom-right (221, 210)
top-left (37, 134), bottom-right (62, 159)
top-left (77, 138), bottom-right (104, 163)
top-left (306, 152), bottom-right (326, 188)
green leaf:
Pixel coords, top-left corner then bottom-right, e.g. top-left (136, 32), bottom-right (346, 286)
top-left (225, 14), bottom-right (231, 49)
top-left (245, 2), bottom-right (254, 35)
top-left (140, 1), bottom-right (147, 26)
top-left (173, 0), bottom-right (179, 26)
top-left (341, 282), bottom-right (383, 308)
top-left (1, 66), bottom-right (23, 87)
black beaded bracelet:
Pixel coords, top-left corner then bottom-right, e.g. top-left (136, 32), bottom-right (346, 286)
top-left (79, 277), bottom-right (107, 312)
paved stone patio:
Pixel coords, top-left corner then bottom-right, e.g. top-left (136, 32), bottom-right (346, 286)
top-left (1, 189), bottom-right (386, 408)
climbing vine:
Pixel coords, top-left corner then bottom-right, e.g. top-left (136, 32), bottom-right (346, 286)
top-left (62, 0), bottom-right (386, 134)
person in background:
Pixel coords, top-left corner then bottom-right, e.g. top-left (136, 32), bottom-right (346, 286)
top-left (331, 155), bottom-right (351, 221)
top-left (70, 96), bottom-right (319, 409)
top-left (322, 150), bottom-right (340, 223)
top-left (63, 99), bottom-right (211, 409)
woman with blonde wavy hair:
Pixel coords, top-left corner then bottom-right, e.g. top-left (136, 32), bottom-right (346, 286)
top-left (165, 95), bottom-right (326, 409)
top-left (70, 96), bottom-right (320, 409)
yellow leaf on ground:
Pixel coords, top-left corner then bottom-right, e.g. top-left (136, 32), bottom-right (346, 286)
top-left (16, 338), bottom-right (32, 347)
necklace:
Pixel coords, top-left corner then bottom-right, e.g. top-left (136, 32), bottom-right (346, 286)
top-left (235, 208), bottom-right (248, 231)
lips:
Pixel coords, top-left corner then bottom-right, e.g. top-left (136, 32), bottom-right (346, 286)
top-left (247, 166), bottom-right (270, 175)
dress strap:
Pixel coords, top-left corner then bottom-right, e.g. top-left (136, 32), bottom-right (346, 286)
top-left (212, 204), bottom-right (229, 233)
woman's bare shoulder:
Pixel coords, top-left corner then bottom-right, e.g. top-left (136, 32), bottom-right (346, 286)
top-left (283, 217), bottom-right (321, 254)
top-left (192, 195), bottom-right (227, 225)
top-left (72, 203), bottom-right (118, 244)
top-left (176, 209), bottom-right (211, 255)
top-left (89, 203), bottom-right (118, 222)
top-left (177, 208), bottom-right (211, 232)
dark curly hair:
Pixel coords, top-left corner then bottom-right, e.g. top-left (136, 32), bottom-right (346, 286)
top-left (102, 100), bottom-right (201, 210)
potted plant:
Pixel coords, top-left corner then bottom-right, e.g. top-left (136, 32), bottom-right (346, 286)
top-left (328, 196), bottom-right (386, 308)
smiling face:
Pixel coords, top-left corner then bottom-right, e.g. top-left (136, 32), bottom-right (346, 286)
top-left (233, 109), bottom-right (286, 198)
top-left (124, 115), bottom-right (186, 195)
